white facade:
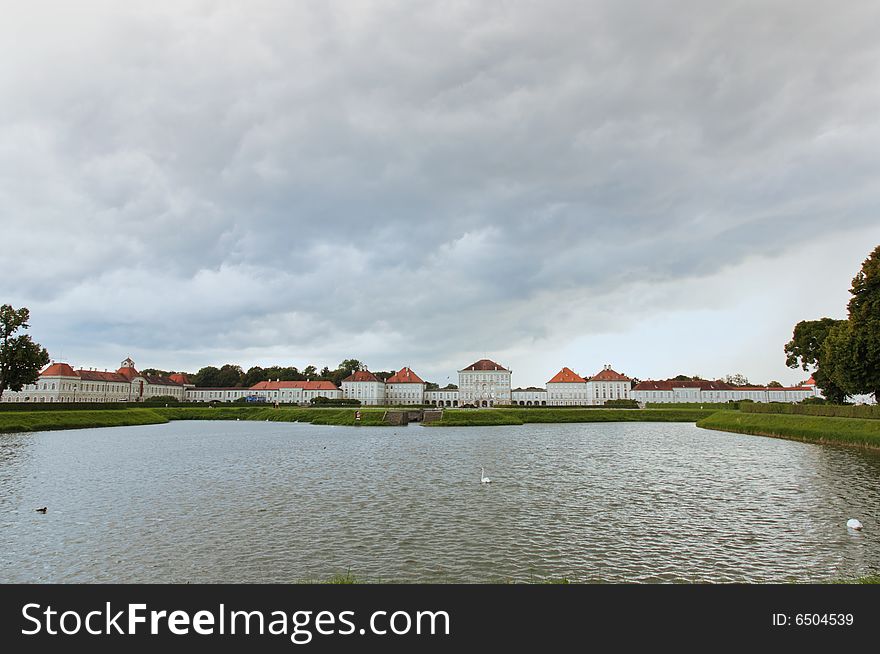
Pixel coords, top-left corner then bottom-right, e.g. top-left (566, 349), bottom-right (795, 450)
top-left (583, 365), bottom-right (632, 405)
top-left (186, 388), bottom-right (252, 403)
top-left (341, 371), bottom-right (386, 405)
top-left (385, 367), bottom-right (426, 405)
top-left (587, 380), bottom-right (630, 404)
top-left (511, 387), bottom-right (547, 406)
top-left (458, 359), bottom-right (511, 407)
top-left (244, 381), bottom-right (341, 404)
top-left (546, 382), bottom-right (588, 405)
top-left (425, 388), bottom-right (459, 407)
top-left (186, 382), bottom-right (342, 404)
top-left (1, 359), bottom-right (189, 403)
top-left (631, 381), bottom-right (817, 404)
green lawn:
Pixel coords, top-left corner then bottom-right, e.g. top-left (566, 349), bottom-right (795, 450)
top-left (0, 406), bottom-right (395, 433)
top-left (431, 408), bottom-right (716, 426)
top-left (0, 409), bottom-right (168, 433)
top-left (696, 410), bottom-right (880, 450)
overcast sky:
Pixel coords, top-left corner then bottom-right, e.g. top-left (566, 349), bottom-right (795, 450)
top-left (2, 1), bottom-right (879, 386)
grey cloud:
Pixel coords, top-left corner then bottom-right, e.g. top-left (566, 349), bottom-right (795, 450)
top-left (1, 1), bottom-right (879, 375)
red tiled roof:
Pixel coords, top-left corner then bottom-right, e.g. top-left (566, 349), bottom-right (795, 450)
top-left (190, 387), bottom-right (249, 391)
top-left (76, 370), bottom-right (183, 386)
top-left (633, 379), bottom-right (812, 392)
top-left (40, 363), bottom-right (78, 377)
top-left (169, 373), bottom-right (190, 385)
top-left (341, 371), bottom-right (381, 383)
top-left (461, 359), bottom-right (508, 372)
top-left (805, 376), bottom-right (817, 386)
top-left (116, 366), bottom-right (139, 381)
top-left (589, 367), bottom-right (631, 382)
top-left (633, 380), bottom-right (730, 391)
top-left (250, 380), bottom-right (339, 391)
top-left (300, 381), bottom-right (338, 391)
top-left (386, 367), bottom-right (425, 384)
top-left (741, 385), bottom-right (812, 392)
top-left (547, 367), bottom-right (586, 384)
top-left (77, 369), bottom-right (129, 383)
top-left (144, 374), bottom-right (182, 387)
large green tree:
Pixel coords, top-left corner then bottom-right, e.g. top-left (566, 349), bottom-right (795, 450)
top-left (784, 317), bottom-right (848, 403)
top-left (0, 304), bottom-right (50, 400)
top-left (724, 373), bottom-right (750, 387)
top-left (193, 366), bottom-right (221, 387)
top-left (839, 245), bottom-right (880, 400)
top-left (302, 365), bottom-right (317, 380)
top-left (821, 322), bottom-right (860, 400)
top-left (194, 364), bottom-right (245, 387)
top-left (242, 366), bottom-right (267, 387)
top-left (788, 245), bottom-right (880, 402)
top-left (216, 364), bottom-right (244, 387)
top-left (331, 359), bottom-right (364, 386)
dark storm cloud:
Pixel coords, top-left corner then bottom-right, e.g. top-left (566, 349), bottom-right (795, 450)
top-left (1, 1), bottom-right (879, 374)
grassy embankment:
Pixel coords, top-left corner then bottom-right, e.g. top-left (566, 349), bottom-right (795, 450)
top-left (740, 403), bottom-right (880, 420)
top-left (0, 409), bottom-right (169, 433)
top-left (696, 410), bottom-right (880, 451)
top-left (430, 408), bottom-right (715, 426)
top-left (152, 406), bottom-right (391, 426)
top-left (0, 406), bottom-right (395, 433)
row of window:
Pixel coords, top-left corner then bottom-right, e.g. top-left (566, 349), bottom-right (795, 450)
top-left (462, 374), bottom-right (508, 382)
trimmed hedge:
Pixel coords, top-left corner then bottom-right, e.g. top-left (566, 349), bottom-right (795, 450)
top-left (0, 402), bottom-right (133, 411)
top-left (604, 399), bottom-right (639, 408)
top-left (496, 403), bottom-right (638, 409)
top-left (310, 397), bottom-right (361, 406)
top-left (645, 402), bottom-right (742, 410)
top-left (741, 403), bottom-right (880, 420)
top-left (0, 400), bottom-right (191, 411)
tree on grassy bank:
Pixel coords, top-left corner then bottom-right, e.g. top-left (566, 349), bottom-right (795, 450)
top-left (784, 318), bottom-right (848, 403)
top-left (828, 245), bottom-right (880, 401)
top-left (786, 245), bottom-right (880, 403)
top-left (0, 305), bottom-right (50, 401)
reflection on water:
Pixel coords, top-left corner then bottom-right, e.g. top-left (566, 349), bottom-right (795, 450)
top-left (1, 420), bottom-right (878, 583)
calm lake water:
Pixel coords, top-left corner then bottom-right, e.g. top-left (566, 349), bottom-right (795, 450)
top-left (1, 420), bottom-right (878, 583)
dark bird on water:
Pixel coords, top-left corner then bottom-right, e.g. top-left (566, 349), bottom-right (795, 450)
top-left (35, 507), bottom-right (47, 514)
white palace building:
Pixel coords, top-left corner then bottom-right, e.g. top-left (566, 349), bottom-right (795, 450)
top-left (1, 356), bottom-right (818, 406)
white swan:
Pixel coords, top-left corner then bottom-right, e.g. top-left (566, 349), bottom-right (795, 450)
top-left (480, 467), bottom-right (492, 484)
top-left (847, 518), bottom-right (863, 531)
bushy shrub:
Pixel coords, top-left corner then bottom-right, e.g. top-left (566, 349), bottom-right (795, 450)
top-left (141, 395), bottom-right (182, 405)
top-left (603, 399), bottom-right (639, 408)
top-left (310, 396), bottom-right (360, 406)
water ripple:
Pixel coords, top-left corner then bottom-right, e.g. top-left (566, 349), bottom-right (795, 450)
top-left (1, 421), bottom-right (879, 583)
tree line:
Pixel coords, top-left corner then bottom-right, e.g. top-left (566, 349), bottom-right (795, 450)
top-left (668, 373), bottom-right (784, 387)
top-left (189, 359), bottom-right (371, 388)
top-left (187, 360), bottom-right (440, 389)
